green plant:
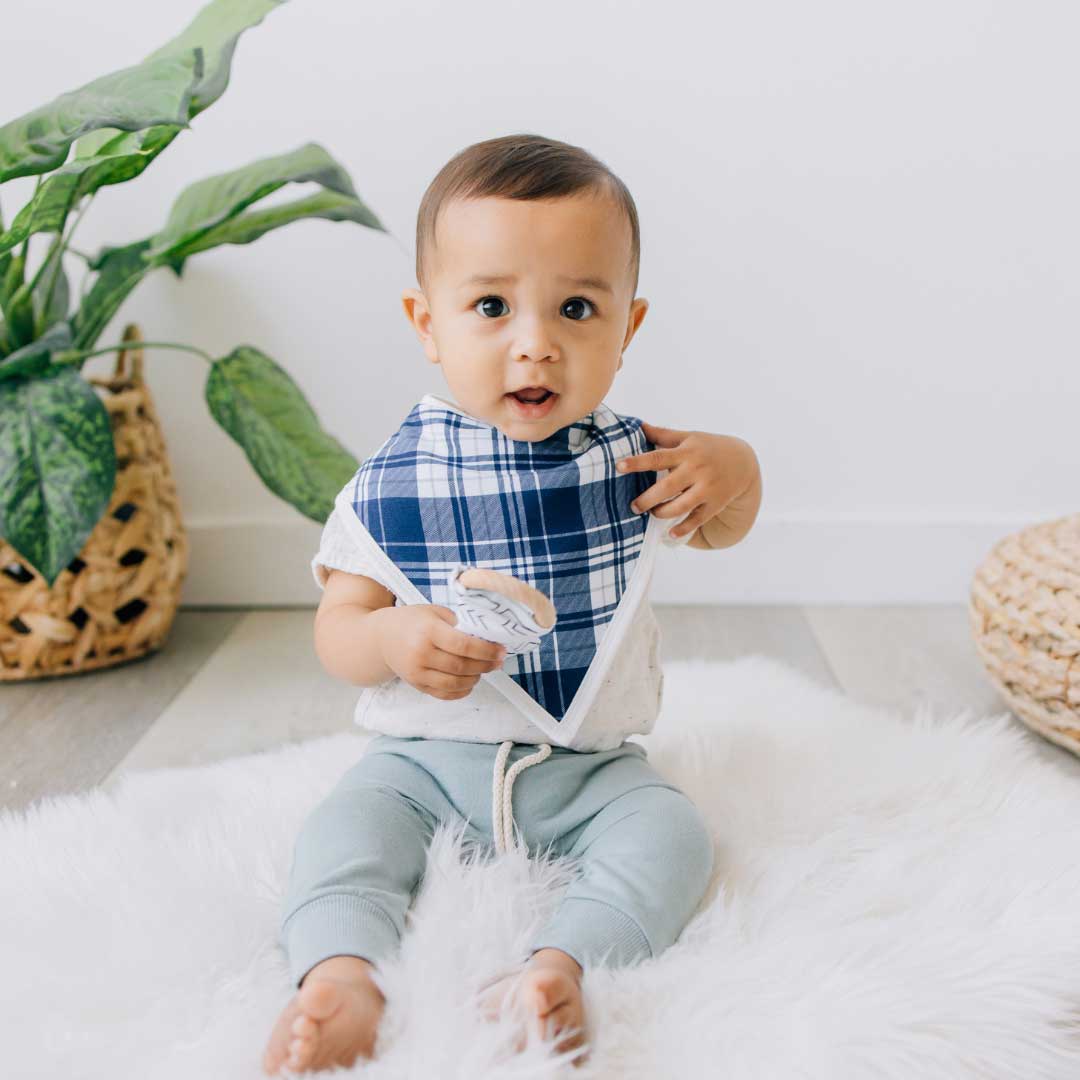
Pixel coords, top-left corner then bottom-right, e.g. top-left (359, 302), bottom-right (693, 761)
top-left (0, 0), bottom-right (397, 586)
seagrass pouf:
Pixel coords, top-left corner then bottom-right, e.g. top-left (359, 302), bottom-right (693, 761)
top-left (0, 324), bottom-right (188, 681)
top-left (969, 512), bottom-right (1080, 759)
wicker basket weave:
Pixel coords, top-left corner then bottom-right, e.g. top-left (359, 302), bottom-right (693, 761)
top-left (0, 324), bottom-right (188, 681)
top-left (969, 512), bottom-right (1080, 758)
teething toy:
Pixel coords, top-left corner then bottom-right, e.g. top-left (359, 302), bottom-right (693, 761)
top-left (448, 564), bottom-right (557, 656)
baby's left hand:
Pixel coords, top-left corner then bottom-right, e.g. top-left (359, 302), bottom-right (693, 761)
top-left (616, 421), bottom-right (761, 543)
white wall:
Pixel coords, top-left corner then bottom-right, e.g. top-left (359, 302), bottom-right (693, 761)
top-left (5, 0), bottom-right (1078, 605)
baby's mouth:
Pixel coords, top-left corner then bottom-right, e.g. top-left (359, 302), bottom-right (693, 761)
top-left (505, 387), bottom-right (560, 419)
top-left (508, 388), bottom-right (555, 404)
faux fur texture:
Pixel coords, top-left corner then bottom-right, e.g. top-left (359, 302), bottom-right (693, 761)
top-left (2, 655), bottom-right (1079, 1079)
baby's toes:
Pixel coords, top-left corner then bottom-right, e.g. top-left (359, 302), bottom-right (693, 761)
top-left (291, 1013), bottom-right (318, 1040)
top-left (545, 1002), bottom-right (587, 1053)
top-left (263, 1002), bottom-right (301, 1075)
top-left (288, 1034), bottom-right (317, 1071)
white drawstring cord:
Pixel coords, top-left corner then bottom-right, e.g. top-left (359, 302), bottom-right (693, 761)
top-left (492, 740), bottom-right (552, 855)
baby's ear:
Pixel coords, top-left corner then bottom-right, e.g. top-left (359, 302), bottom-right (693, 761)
top-left (401, 288), bottom-right (428, 328)
top-left (401, 289), bottom-right (440, 364)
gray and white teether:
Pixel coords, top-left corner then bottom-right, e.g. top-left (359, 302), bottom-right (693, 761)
top-left (447, 564), bottom-right (557, 656)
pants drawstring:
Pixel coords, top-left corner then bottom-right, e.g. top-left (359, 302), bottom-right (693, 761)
top-left (492, 741), bottom-right (552, 855)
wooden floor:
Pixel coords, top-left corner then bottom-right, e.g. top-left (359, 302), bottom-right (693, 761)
top-left (2, 605), bottom-right (1077, 816)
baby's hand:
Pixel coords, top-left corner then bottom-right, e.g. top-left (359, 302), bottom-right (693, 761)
top-left (377, 605), bottom-right (507, 701)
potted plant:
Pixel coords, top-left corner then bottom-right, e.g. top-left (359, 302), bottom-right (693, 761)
top-left (0, 0), bottom-right (392, 679)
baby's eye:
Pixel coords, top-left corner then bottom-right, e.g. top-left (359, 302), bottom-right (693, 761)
top-left (474, 296), bottom-right (508, 318)
top-left (562, 297), bottom-right (596, 321)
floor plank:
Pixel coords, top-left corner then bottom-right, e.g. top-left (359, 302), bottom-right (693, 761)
top-left (656, 604), bottom-right (838, 689)
top-left (0, 611), bottom-right (244, 816)
top-left (804, 604), bottom-right (1080, 781)
top-left (8, 604), bottom-right (1076, 811)
top-left (101, 605), bottom-right (840, 785)
top-left (101, 610), bottom-right (358, 790)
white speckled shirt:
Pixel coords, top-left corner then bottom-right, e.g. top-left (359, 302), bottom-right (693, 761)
top-left (311, 397), bottom-right (691, 752)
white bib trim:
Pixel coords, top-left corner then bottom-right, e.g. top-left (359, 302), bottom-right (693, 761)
top-left (333, 487), bottom-right (663, 746)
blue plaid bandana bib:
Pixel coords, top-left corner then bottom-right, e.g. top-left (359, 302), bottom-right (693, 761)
top-left (343, 393), bottom-right (664, 743)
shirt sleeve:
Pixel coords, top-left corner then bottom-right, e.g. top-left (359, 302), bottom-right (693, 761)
top-left (310, 501), bottom-right (401, 598)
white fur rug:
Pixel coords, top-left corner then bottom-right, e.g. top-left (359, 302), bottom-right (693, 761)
top-left (2, 655), bottom-right (1079, 1079)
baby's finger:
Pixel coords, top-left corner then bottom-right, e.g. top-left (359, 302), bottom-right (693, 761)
top-left (669, 502), bottom-right (710, 539)
top-left (426, 645), bottom-right (504, 676)
top-left (631, 474), bottom-right (684, 514)
top-left (648, 489), bottom-right (702, 520)
top-left (419, 668), bottom-right (479, 698)
top-left (616, 447), bottom-right (674, 473)
top-left (433, 619), bottom-right (508, 663)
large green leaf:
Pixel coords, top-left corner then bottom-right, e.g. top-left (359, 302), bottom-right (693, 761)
top-left (68, 161), bottom-right (385, 352)
top-left (0, 126), bottom-right (182, 257)
top-left (70, 238), bottom-right (157, 352)
top-left (147, 142), bottom-right (384, 264)
top-left (205, 346), bottom-right (357, 523)
top-left (0, 53), bottom-right (202, 184)
top-left (165, 188), bottom-right (385, 274)
top-left (0, 366), bottom-right (116, 587)
top-left (0, 0), bottom-right (291, 250)
top-left (143, 0), bottom-right (286, 121)
top-left (76, 0), bottom-right (286, 162)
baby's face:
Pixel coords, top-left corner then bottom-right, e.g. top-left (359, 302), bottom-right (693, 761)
top-left (402, 191), bottom-right (648, 442)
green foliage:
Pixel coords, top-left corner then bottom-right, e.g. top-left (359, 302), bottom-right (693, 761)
top-left (206, 347), bottom-right (358, 522)
top-left (0, 0), bottom-right (378, 586)
top-left (0, 366), bottom-right (116, 588)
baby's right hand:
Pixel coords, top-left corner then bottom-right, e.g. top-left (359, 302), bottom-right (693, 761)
top-left (376, 605), bottom-right (508, 700)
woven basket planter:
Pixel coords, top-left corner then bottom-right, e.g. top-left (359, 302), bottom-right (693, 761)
top-left (969, 512), bottom-right (1080, 759)
top-left (0, 324), bottom-right (188, 681)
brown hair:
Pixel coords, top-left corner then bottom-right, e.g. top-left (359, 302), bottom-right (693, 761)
top-left (415, 132), bottom-right (640, 297)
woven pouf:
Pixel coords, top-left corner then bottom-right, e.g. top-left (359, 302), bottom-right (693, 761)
top-left (969, 512), bottom-right (1080, 758)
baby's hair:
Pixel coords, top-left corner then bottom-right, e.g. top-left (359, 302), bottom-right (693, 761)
top-left (415, 132), bottom-right (640, 297)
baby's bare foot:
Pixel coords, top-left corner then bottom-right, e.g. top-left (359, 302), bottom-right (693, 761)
top-left (478, 947), bottom-right (589, 1064)
top-left (263, 955), bottom-right (386, 1075)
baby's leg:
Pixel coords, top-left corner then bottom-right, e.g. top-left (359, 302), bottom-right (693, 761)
top-left (530, 782), bottom-right (715, 969)
top-left (484, 783), bottom-right (713, 1064)
top-left (265, 750), bottom-right (440, 1074)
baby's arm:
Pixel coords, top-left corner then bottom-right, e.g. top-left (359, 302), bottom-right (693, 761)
top-left (622, 426), bottom-right (762, 551)
top-left (314, 568), bottom-right (508, 697)
top-left (314, 569), bottom-right (398, 686)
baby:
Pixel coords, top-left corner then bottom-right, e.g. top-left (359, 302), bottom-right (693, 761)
top-left (263, 132), bottom-right (761, 1075)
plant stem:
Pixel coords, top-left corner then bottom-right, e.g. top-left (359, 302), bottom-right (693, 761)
top-left (26, 194), bottom-right (93, 329)
top-left (18, 177), bottom-right (41, 266)
top-left (25, 232), bottom-right (64, 299)
top-left (61, 340), bottom-right (216, 365)
top-left (0, 340), bottom-right (215, 382)
top-left (37, 196), bottom-right (93, 334)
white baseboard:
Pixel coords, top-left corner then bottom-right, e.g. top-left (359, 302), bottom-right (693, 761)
top-left (175, 512), bottom-right (1055, 607)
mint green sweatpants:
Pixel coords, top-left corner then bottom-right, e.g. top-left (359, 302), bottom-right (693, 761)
top-left (278, 734), bottom-right (715, 988)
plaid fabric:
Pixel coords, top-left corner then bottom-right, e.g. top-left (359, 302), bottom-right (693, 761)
top-left (349, 394), bottom-right (657, 723)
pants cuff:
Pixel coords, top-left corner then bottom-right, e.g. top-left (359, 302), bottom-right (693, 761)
top-left (528, 896), bottom-right (652, 970)
top-left (281, 893), bottom-right (400, 988)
